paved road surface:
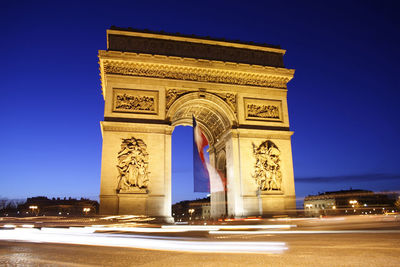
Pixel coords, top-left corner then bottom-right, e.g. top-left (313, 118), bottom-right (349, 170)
top-left (1, 233), bottom-right (399, 267)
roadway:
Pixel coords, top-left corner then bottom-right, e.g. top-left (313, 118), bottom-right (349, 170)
top-left (0, 215), bottom-right (399, 266)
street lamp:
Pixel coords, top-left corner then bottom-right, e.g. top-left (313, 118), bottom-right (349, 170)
top-left (349, 200), bottom-right (358, 207)
top-left (29, 205), bottom-right (38, 215)
top-left (83, 207), bottom-right (91, 215)
top-left (188, 208), bottom-right (195, 221)
top-left (349, 200), bottom-right (358, 214)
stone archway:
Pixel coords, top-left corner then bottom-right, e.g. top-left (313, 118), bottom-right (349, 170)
top-left (167, 92), bottom-right (235, 218)
top-left (167, 91), bottom-right (236, 146)
top-left (98, 27), bottom-right (296, 221)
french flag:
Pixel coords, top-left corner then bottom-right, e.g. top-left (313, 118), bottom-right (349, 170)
top-left (193, 116), bottom-right (225, 193)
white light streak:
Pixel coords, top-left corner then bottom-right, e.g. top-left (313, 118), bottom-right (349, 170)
top-left (2, 224), bottom-right (16, 228)
top-left (162, 224), bottom-right (295, 231)
top-left (209, 230), bottom-right (400, 235)
top-left (0, 228), bottom-right (287, 254)
top-left (90, 226), bottom-right (188, 233)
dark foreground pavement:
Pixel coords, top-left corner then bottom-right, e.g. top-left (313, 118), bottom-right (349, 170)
top-left (1, 233), bottom-right (399, 267)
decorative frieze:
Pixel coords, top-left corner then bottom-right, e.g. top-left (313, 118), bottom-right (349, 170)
top-left (113, 89), bottom-right (158, 114)
top-left (252, 140), bottom-right (282, 192)
top-left (103, 60), bottom-right (290, 89)
top-left (244, 98), bottom-right (282, 122)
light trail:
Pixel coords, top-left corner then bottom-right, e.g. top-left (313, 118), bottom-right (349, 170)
top-left (80, 224), bottom-right (296, 233)
top-left (0, 228), bottom-right (287, 254)
top-left (209, 230), bottom-right (400, 235)
top-left (3, 224), bottom-right (16, 228)
top-left (161, 224), bottom-right (295, 231)
top-left (89, 226), bottom-right (190, 233)
top-left (21, 224), bottom-right (35, 228)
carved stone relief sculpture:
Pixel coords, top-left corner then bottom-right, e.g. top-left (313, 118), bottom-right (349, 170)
top-left (214, 92), bottom-right (237, 112)
top-left (244, 98), bottom-right (282, 122)
top-left (166, 89), bottom-right (189, 110)
top-left (252, 140), bottom-right (282, 191)
top-left (166, 88), bottom-right (237, 114)
top-left (113, 89), bottom-right (158, 114)
top-left (115, 94), bottom-right (155, 112)
top-left (116, 137), bottom-right (150, 193)
top-left (247, 104), bottom-right (279, 119)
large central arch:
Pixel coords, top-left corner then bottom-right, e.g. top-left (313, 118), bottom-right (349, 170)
top-left (168, 92), bottom-right (235, 218)
top-left (167, 91), bottom-right (236, 143)
top-left (98, 27), bottom-right (296, 221)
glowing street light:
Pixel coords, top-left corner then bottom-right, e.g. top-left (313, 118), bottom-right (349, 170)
top-left (83, 207), bottom-right (91, 215)
top-left (349, 200), bottom-right (359, 213)
top-left (349, 200), bottom-right (358, 208)
top-left (188, 208), bottom-right (195, 220)
top-left (29, 205), bottom-right (38, 215)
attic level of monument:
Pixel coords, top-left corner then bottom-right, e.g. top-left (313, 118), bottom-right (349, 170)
top-left (109, 26), bottom-right (283, 50)
top-left (107, 27), bottom-right (286, 67)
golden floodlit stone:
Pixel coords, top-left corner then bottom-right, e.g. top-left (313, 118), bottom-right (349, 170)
top-left (98, 28), bottom-right (296, 221)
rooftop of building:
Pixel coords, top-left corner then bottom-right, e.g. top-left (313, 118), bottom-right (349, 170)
top-left (304, 189), bottom-right (399, 201)
top-left (109, 26), bottom-right (282, 50)
top-left (105, 26), bottom-right (286, 68)
top-left (305, 190), bottom-right (374, 201)
top-left (318, 189), bottom-right (373, 196)
top-left (25, 196), bottom-right (98, 205)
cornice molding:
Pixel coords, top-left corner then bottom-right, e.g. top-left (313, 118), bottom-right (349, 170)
top-left (99, 54), bottom-right (294, 96)
top-left (101, 121), bottom-right (173, 135)
top-left (99, 50), bottom-right (294, 75)
top-left (220, 129), bottom-right (293, 140)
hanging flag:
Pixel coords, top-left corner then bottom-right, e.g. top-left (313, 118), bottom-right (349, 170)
top-left (193, 116), bottom-right (226, 193)
top-left (206, 162), bottom-right (226, 193)
top-left (193, 116), bottom-right (210, 192)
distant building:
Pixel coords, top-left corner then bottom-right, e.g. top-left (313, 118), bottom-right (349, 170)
top-left (172, 197), bottom-right (210, 222)
top-left (17, 196), bottom-right (99, 216)
top-left (304, 190), bottom-right (398, 217)
top-left (201, 203), bottom-right (211, 220)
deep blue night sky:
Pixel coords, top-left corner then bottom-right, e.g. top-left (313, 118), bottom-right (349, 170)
top-left (1, 1), bottom-right (399, 203)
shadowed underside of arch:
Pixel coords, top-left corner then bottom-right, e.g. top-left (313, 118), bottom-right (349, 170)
top-left (166, 92), bottom-right (237, 145)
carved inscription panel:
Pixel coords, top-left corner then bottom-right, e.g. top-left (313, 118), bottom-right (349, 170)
top-left (113, 89), bottom-right (158, 114)
top-left (244, 98), bottom-right (282, 122)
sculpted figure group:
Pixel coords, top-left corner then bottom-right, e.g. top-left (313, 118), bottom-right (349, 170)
top-left (247, 104), bottom-right (279, 119)
top-left (252, 140), bottom-right (282, 191)
top-left (116, 137), bottom-right (149, 192)
top-left (115, 94), bottom-right (155, 112)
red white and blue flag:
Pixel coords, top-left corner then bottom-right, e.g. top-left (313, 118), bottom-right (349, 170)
top-left (193, 116), bottom-right (225, 193)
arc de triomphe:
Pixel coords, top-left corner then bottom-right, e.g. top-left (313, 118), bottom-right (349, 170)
top-left (98, 27), bottom-right (296, 221)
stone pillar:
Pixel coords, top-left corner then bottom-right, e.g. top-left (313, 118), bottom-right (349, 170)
top-left (208, 146), bottom-right (226, 219)
top-left (235, 129), bottom-right (296, 217)
top-left (99, 121), bottom-right (173, 222)
top-left (224, 130), bottom-right (244, 218)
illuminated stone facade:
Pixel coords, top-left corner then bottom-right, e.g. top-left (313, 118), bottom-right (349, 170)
top-left (99, 27), bottom-right (296, 221)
